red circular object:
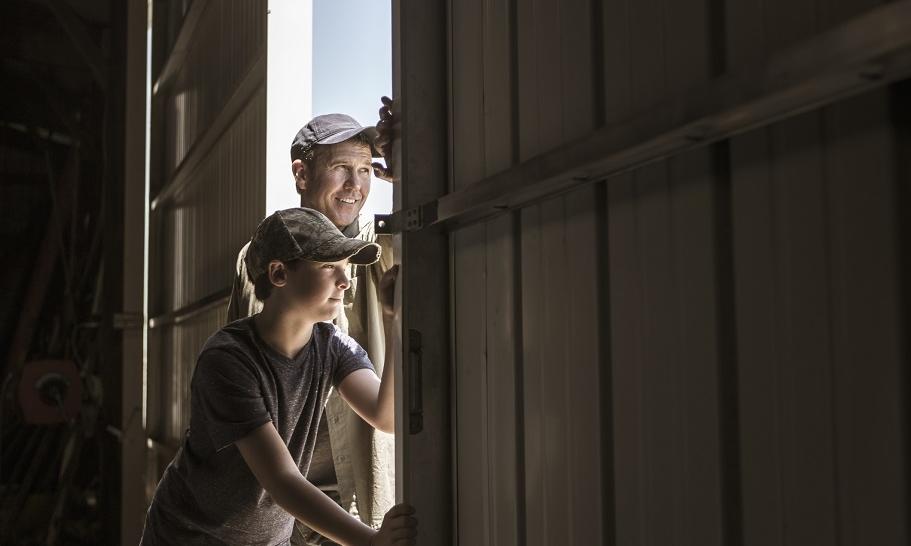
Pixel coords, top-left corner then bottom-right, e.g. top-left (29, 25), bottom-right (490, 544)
top-left (18, 359), bottom-right (82, 424)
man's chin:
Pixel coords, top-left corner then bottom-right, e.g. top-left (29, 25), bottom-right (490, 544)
top-left (328, 202), bottom-right (363, 224)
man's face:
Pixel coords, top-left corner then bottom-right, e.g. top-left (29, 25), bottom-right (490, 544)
top-left (296, 140), bottom-right (373, 228)
top-left (278, 258), bottom-right (351, 322)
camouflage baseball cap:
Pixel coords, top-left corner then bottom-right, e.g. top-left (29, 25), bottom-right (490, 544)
top-left (244, 208), bottom-right (381, 282)
top-left (290, 113), bottom-right (380, 160)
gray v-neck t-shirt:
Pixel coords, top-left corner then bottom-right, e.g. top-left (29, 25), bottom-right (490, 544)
top-left (140, 317), bottom-right (374, 545)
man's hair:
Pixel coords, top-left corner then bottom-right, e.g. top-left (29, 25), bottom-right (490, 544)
top-left (252, 259), bottom-right (302, 301)
top-left (297, 132), bottom-right (373, 165)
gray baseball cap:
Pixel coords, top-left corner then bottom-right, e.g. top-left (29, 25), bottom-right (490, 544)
top-left (290, 113), bottom-right (380, 160)
top-left (245, 207), bottom-right (381, 282)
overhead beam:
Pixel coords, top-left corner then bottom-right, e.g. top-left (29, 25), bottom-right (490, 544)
top-left (378, 0), bottom-right (911, 233)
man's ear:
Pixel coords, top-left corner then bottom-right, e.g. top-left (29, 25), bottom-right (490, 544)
top-left (268, 261), bottom-right (289, 288)
top-left (291, 159), bottom-right (307, 194)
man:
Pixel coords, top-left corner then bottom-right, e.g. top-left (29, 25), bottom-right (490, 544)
top-left (227, 107), bottom-right (397, 545)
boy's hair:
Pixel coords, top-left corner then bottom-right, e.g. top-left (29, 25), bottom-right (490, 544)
top-left (252, 259), bottom-right (302, 301)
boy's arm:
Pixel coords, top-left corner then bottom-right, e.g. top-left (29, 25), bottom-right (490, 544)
top-left (336, 325), bottom-right (395, 433)
top-left (337, 265), bottom-right (399, 434)
top-left (235, 422), bottom-right (376, 546)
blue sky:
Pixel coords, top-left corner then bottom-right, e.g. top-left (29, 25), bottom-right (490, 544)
top-left (313, 0), bottom-right (392, 218)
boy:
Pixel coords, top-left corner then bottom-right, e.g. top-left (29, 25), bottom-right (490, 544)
top-left (141, 208), bottom-right (416, 546)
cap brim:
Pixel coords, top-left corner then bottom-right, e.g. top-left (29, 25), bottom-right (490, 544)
top-left (311, 237), bottom-right (381, 266)
top-left (319, 126), bottom-right (381, 157)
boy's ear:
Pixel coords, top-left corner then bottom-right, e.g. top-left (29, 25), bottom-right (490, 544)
top-left (292, 159), bottom-right (307, 194)
top-left (268, 261), bottom-right (289, 288)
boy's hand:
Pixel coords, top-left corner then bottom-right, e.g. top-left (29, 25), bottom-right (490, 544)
top-left (372, 96), bottom-right (399, 183)
top-left (379, 265), bottom-right (399, 320)
top-left (370, 504), bottom-right (417, 546)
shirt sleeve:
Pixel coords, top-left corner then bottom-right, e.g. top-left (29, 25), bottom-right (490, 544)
top-left (192, 349), bottom-right (272, 451)
top-left (373, 233), bottom-right (395, 274)
top-left (331, 327), bottom-right (376, 388)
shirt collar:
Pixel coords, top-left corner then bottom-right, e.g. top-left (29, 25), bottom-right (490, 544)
top-left (341, 216), bottom-right (361, 238)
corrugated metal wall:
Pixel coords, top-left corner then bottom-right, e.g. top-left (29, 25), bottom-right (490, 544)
top-left (446, 0), bottom-right (909, 545)
top-left (147, 0), bottom-right (266, 456)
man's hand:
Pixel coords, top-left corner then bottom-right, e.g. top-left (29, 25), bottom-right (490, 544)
top-left (370, 504), bottom-right (417, 546)
top-left (372, 96), bottom-right (399, 183)
top-left (378, 265), bottom-right (399, 320)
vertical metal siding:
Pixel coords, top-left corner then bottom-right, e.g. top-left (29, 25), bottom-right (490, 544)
top-left (148, 1), bottom-right (266, 449)
top-left (729, 92), bottom-right (907, 546)
top-left (600, 0), bottom-right (726, 543)
top-left (164, 1), bottom-right (264, 175)
top-left (166, 88), bottom-right (266, 310)
top-left (452, 0), bottom-right (524, 544)
top-left (519, 186), bottom-right (605, 546)
top-left (445, 0), bottom-right (909, 544)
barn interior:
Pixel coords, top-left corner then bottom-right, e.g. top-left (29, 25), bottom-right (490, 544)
top-left (1, 0), bottom-right (910, 545)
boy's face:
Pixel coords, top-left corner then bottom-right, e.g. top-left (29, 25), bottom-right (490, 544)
top-left (279, 258), bottom-right (351, 321)
top-left (296, 140), bottom-right (373, 229)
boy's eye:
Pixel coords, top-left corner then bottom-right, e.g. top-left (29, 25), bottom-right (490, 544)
top-left (321, 263), bottom-right (335, 270)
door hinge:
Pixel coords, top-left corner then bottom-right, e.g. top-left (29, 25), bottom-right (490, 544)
top-left (374, 201), bottom-right (438, 234)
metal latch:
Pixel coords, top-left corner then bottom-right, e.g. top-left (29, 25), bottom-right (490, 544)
top-left (407, 329), bottom-right (423, 435)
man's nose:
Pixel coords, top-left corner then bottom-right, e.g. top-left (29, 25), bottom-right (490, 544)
top-left (343, 170), bottom-right (366, 190)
